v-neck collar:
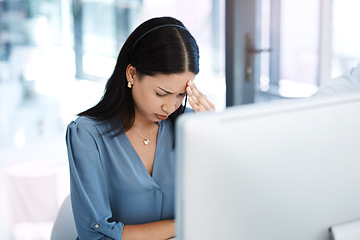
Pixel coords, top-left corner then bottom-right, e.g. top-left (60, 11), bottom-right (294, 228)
top-left (123, 121), bottom-right (163, 183)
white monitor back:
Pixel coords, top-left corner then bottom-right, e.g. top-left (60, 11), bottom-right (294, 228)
top-left (175, 92), bottom-right (360, 240)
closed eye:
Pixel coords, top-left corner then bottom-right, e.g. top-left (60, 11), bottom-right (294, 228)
top-left (155, 91), bottom-right (166, 97)
top-left (155, 89), bottom-right (187, 97)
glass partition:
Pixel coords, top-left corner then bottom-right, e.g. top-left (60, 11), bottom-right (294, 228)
top-left (0, 1), bottom-right (225, 238)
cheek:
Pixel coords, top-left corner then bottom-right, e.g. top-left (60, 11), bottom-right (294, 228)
top-left (133, 89), bottom-right (156, 109)
top-left (175, 97), bottom-right (185, 108)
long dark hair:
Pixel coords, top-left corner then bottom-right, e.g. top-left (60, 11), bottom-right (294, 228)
top-left (78, 17), bottom-right (199, 135)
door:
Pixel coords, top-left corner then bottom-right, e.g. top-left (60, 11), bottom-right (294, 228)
top-left (226, 0), bottom-right (332, 106)
top-left (226, 0), bottom-right (262, 106)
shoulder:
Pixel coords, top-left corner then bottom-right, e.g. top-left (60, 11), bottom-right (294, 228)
top-left (67, 116), bottom-right (112, 138)
top-left (70, 116), bottom-right (98, 125)
top-left (68, 116), bottom-right (100, 131)
top-left (184, 107), bottom-right (195, 113)
top-left (316, 63), bottom-right (360, 96)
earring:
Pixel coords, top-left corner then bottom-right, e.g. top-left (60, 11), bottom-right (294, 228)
top-left (127, 81), bottom-right (132, 88)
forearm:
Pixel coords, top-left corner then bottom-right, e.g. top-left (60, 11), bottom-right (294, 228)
top-left (121, 219), bottom-right (175, 240)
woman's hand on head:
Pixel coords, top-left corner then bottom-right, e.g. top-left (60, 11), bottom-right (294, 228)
top-left (186, 80), bottom-right (215, 112)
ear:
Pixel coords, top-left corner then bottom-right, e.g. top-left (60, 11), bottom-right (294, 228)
top-left (126, 64), bottom-right (137, 85)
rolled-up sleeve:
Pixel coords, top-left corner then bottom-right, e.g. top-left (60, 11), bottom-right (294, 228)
top-left (66, 120), bottom-right (124, 240)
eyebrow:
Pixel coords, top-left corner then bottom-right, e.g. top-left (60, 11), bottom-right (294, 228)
top-left (158, 87), bottom-right (187, 95)
top-left (158, 87), bottom-right (173, 94)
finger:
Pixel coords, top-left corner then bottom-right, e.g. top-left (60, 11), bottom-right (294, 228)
top-left (188, 95), bottom-right (207, 112)
top-left (187, 87), bottom-right (209, 112)
top-left (187, 82), bottom-right (215, 111)
top-left (187, 85), bottom-right (211, 111)
top-left (187, 82), bottom-right (204, 105)
top-left (186, 85), bottom-right (198, 104)
top-left (190, 86), bottom-right (214, 110)
top-left (201, 94), bottom-right (216, 110)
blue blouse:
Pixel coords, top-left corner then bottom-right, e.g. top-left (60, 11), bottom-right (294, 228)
top-left (66, 116), bottom-right (176, 240)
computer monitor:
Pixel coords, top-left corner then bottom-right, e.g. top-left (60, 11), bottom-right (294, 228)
top-left (175, 92), bottom-right (360, 240)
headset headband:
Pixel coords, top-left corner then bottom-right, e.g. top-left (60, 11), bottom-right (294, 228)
top-left (130, 24), bottom-right (188, 65)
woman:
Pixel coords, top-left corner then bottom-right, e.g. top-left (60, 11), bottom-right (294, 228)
top-left (66, 16), bottom-right (215, 240)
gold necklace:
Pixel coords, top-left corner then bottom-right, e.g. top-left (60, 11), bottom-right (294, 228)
top-left (134, 124), bottom-right (156, 145)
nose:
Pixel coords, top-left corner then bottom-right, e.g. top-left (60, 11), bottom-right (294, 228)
top-left (161, 97), bottom-right (178, 114)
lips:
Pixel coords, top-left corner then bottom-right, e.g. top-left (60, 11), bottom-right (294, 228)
top-left (155, 114), bottom-right (168, 121)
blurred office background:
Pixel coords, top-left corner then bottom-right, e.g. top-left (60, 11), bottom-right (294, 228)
top-left (0, 0), bottom-right (359, 239)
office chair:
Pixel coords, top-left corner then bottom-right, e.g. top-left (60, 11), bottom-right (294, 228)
top-left (5, 163), bottom-right (59, 240)
top-left (50, 194), bottom-right (77, 240)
